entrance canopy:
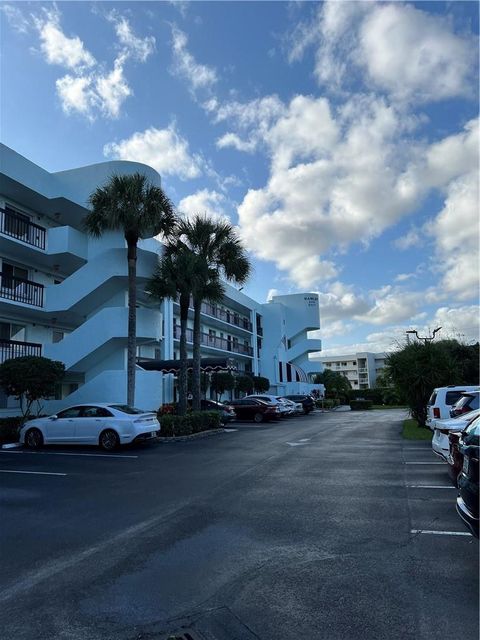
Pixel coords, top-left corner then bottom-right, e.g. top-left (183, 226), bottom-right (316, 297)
top-left (137, 357), bottom-right (237, 374)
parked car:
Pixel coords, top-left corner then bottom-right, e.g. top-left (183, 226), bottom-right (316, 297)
top-left (279, 397), bottom-right (304, 414)
top-left (20, 404), bottom-right (160, 451)
top-left (200, 399), bottom-right (236, 424)
top-left (275, 397), bottom-right (298, 416)
top-left (244, 394), bottom-right (290, 417)
top-left (284, 394), bottom-right (315, 414)
top-left (456, 416), bottom-right (479, 538)
top-left (229, 398), bottom-right (280, 423)
top-left (432, 409), bottom-right (480, 462)
top-left (448, 430), bottom-right (464, 486)
top-left (450, 390), bottom-right (480, 418)
top-left (426, 385), bottom-right (479, 430)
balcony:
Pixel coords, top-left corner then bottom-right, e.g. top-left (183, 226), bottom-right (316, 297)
top-left (0, 339), bottom-right (42, 363)
top-left (174, 326), bottom-right (253, 356)
top-left (201, 302), bottom-right (253, 332)
top-left (0, 208), bottom-right (46, 250)
top-left (0, 273), bottom-right (44, 307)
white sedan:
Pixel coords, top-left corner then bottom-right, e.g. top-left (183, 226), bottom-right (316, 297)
top-left (432, 409), bottom-right (480, 461)
top-left (20, 404), bottom-right (161, 451)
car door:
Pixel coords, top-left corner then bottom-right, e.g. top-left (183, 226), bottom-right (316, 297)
top-left (74, 406), bottom-right (113, 443)
top-left (45, 406), bottom-right (82, 442)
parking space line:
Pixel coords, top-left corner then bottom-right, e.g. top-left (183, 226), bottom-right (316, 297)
top-left (407, 485), bottom-right (456, 489)
top-left (411, 529), bottom-right (471, 536)
top-left (404, 462), bottom-right (444, 465)
top-left (0, 451), bottom-right (138, 459)
top-left (0, 470), bottom-right (67, 477)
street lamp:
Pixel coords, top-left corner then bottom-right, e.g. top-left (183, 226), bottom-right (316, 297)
top-left (406, 327), bottom-right (442, 345)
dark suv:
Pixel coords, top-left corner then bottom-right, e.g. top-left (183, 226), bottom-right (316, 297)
top-left (450, 391), bottom-right (480, 418)
top-left (284, 395), bottom-right (315, 414)
top-left (456, 416), bottom-right (479, 538)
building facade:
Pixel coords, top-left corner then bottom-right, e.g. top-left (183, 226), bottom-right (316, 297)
top-left (0, 144), bottom-right (323, 415)
top-left (314, 352), bottom-right (387, 389)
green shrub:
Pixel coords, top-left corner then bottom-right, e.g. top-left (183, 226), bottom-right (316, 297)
top-left (188, 412), bottom-right (204, 434)
top-left (319, 398), bottom-right (340, 409)
top-left (204, 411), bottom-right (221, 429)
top-left (158, 410), bottom-right (222, 437)
top-left (0, 416), bottom-right (25, 444)
top-left (350, 399), bottom-right (372, 411)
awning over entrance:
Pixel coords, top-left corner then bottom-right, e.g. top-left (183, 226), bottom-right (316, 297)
top-left (137, 357), bottom-right (237, 374)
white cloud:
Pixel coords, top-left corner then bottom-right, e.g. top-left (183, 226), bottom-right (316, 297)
top-left (95, 56), bottom-right (132, 119)
top-left (216, 133), bottom-right (257, 153)
top-left (55, 74), bottom-right (97, 119)
top-left (111, 16), bottom-right (156, 62)
top-left (170, 25), bottom-right (217, 94)
top-left (395, 273), bottom-right (416, 283)
top-left (394, 228), bottom-right (423, 251)
top-left (1, 4), bottom-right (31, 34)
top-left (266, 288), bottom-right (279, 302)
top-left (104, 124), bottom-right (203, 180)
top-left (178, 189), bottom-right (229, 222)
top-left (33, 7), bottom-right (96, 70)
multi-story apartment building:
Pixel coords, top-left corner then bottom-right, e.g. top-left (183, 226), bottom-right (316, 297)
top-left (314, 352), bottom-right (387, 389)
top-left (0, 144), bottom-right (323, 415)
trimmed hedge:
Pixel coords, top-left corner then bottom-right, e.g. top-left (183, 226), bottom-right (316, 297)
top-left (158, 411), bottom-right (221, 437)
top-left (316, 398), bottom-right (340, 409)
top-left (347, 388), bottom-right (401, 406)
top-left (350, 399), bottom-right (372, 411)
top-left (0, 417), bottom-right (25, 444)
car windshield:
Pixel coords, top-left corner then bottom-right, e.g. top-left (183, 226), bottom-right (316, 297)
top-left (109, 405), bottom-right (146, 415)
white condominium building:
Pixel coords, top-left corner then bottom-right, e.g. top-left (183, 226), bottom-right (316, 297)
top-left (0, 144), bottom-right (323, 415)
top-left (315, 352), bottom-right (387, 389)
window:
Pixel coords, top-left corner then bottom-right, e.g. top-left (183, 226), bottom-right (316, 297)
top-left (0, 322), bottom-right (25, 341)
top-left (1, 262), bottom-right (29, 287)
top-left (109, 405), bottom-right (144, 414)
top-left (57, 407), bottom-right (83, 419)
top-left (52, 330), bottom-right (64, 343)
top-left (445, 391), bottom-right (463, 406)
top-left (82, 406), bottom-right (113, 418)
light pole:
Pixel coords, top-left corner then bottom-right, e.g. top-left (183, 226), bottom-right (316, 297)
top-left (406, 327), bottom-right (442, 345)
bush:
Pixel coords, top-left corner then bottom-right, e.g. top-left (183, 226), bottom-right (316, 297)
top-left (157, 411), bottom-right (221, 437)
top-left (350, 399), bottom-right (372, 411)
top-left (0, 416), bottom-right (25, 444)
top-left (318, 398), bottom-right (340, 409)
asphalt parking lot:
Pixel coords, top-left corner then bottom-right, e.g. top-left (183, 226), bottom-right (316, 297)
top-left (0, 409), bottom-right (478, 640)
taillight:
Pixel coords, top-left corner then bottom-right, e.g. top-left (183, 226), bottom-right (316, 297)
top-left (433, 408), bottom-right (440, 419)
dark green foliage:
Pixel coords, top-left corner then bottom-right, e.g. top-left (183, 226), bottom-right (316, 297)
top-left (0, 356), bottom-right (65, 417)
top-left (346, 388), bottom-right (400, 405)
top-left (0, 416), bottom-right (25, 444)
top-left (252, 376), bottom-right (270, 393)
top-left (211, 372), bottom-right (235, 400)
top-left (314, 370), bottom-right (351, 400)
top-left (349, 399), bottom-right (372, 411)
top-left (157, 411), bottom-right (221, 437)
top-left (386, 339), bottom-right (478, 427)
top-left (235, 375), bottom-right (254, 395)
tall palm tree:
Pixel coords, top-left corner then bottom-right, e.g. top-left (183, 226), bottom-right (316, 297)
top-left (176, 216), bottom-right (252, 410)
top-left (85, 173), bottom-right (176, 407)
top-left (146, 242), bottom-right (200, 415)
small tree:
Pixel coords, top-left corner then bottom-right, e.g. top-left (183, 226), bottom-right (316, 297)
top-left (252, 376), bottom-right (270, 393)
top-left (211, 372), bottom-right (235, 401)
top-left (236, 374), bottom-right (254, 396)
top-left (0, 356), bottom-right (65, 418)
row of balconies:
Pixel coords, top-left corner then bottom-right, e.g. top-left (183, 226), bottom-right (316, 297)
top-left (0, 208), bottom-right (46, 250)
top-left (0, 273), bottom-right (44, 307)
top-left (173, 325), bottom-right (253, 356)
top-left (0, 338), bottom-right (42, 363)
top-left (201, 301), bottom-right (253, 332)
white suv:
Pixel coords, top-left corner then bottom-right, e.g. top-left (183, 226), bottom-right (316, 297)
top-left (426, 386), bottom-right (479, 430)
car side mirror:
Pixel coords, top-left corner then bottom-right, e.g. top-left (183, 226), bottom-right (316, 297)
top-left (50, 415), bottom-right (58, 420)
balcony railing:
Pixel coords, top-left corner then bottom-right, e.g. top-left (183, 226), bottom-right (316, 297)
top-left (201, 302), bottom-right (253, 332)
top-left (0, 273), bottom-right (44, 307)
top-left (0, 339), bottom-right (42, 363)
top-left (174, 326), bottom-right (253, 356)
top-left (0, 208), bottom-right (46, 250)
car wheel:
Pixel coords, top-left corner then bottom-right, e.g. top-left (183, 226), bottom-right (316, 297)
top-left (25, 428), bottom-right (43, 449)
top-left (253, 412), bottom-right (264, 423)
top-left (99, 429), bottom-right (119, 451)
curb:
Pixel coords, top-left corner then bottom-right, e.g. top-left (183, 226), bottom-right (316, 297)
top-left (156, 428), bottom-right (226, 443)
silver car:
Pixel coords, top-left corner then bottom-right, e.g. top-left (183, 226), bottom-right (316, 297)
top-left (20, 403), bottom-right (160, 451)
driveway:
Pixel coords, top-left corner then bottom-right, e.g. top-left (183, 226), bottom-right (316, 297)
top-left (0, 409), bottom-right (477, 639)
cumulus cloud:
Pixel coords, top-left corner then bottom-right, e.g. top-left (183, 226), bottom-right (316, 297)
top-left (104, 124), bottom-right (203, 180)
top-left (393, 228), bottom-right (423, 251)
top-left (178, 189), bottom-right (229, 222)
top-left (110, 15), bottom-right (156, 62)
top-left (170, 24), bottom-right (217, 94)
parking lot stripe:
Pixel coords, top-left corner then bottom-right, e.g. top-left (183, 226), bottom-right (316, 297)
top-left (0, 451), bottom-right (138, 459)
top-left (407, 485), bottom-right (456, 489)
top-left (0, 470), bottom-right (67, 476)
top-left (404, 462), bottom-right (444, 465)
top-left (411, 529), bottom-right (471, 536)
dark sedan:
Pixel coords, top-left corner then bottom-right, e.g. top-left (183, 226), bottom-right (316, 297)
top-left (229, 398), bottom-right (280, 423)
top-left (284, 394), bottom-right (315, 414)
top-left (456, 416), bottom-right (479, 538)
top-left (200, 399), bottom-right (236, 424)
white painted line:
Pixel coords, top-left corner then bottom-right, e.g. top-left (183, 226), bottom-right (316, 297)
top-left (0, 450), bottom-right (137, 459)
top-left (298, 438), bottom-right (311, 442)
top-left (408, 485), bottom-right (456, 489)
top-left (1, 443), bottom-right (21, 449)
top-left (404, 462), bottom-right (444, 465)
top-left (286, 442), bottom-right (308, 447)
top-left (411, 529), bottom-right (471, 537)
top-left (0, 470), bottom-right (67, 477)
top-left (224, 428), bottom-right (238, 432)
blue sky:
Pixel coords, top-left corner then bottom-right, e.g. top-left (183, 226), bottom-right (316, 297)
top-left (1, 1), bottom-right (479, 355)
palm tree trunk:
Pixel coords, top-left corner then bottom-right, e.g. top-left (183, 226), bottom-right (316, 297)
top-left (178, 293), bottom-right (189, 416)
top-left (126, 240), bottom-right (137, 407)
top-left (192, 297), bottom-right (202, 411)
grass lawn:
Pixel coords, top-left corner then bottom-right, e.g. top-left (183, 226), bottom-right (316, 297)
top-left (402, 418), bottom-right (432, 441)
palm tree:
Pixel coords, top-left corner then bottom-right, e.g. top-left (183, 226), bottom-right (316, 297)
top-left (85, 173), bottom-right (176, 407)
top-left (176, 216), bottom-right (252, 410)
top-left (146, 242), bottom-right (200, 416)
